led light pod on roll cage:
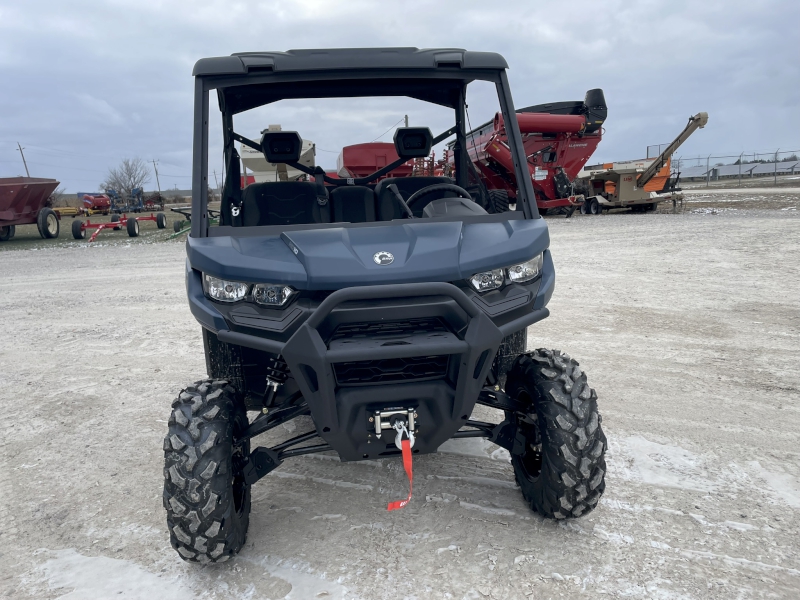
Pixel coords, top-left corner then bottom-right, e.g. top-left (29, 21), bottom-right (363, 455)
top-left (203, 274), bottom-right (249, 302)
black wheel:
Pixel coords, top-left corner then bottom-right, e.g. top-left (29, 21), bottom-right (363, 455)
top-left (156, 212), bottom-right (167, 229)
top-left (126, 217), bottom-right (139, 237)
top-left (0, 225), bottom-right (14, 242)
top-left (505, 349), bottom-right (607, 519)
top-left (492, 329), bottom-right (527, 386)
top-left (164, 379), bottom-right (251, 563)
top-left (579, 201), bottom-right (589, 215)
top-left (71, 219), bottom-right (86, 240)
top-left (203, 329), bottom-right (245, 393)
top-left (37, 207), bottom-right (59, 239)
top-left (487, 189), bottom-right (510, 214)
top-left (174, 220), bottom-right (185, 233)
top-left (111, 214), bottom-right (121, 230)
top-left (589, 199), bottom-right (601, 215)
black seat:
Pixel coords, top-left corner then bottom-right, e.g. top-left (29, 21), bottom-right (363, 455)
top-left (241, 182), bottom-right (330, 226)
top-left (329, 186), bottom-right (376, 223)
top-left (374, 176), bottom-right (455, 220)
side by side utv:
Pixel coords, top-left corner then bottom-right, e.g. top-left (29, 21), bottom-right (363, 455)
top-left (164, 47), bottom-right (607, 563)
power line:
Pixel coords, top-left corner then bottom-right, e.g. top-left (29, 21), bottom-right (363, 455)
top-left (370, 117), bottom-right (406, 143)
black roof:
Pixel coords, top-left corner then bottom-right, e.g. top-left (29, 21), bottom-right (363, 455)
top-left (193, 47), bottom-right (508, 77)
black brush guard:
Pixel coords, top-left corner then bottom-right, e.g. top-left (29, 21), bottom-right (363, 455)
top-left (280, 283), bottom-right (505, 461)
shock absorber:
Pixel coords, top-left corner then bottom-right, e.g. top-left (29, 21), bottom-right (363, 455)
top-left (263, 356), bottom-right (289, 410)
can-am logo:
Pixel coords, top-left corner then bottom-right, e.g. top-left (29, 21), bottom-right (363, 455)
top-left (373, 251), bottom-right (394, 265)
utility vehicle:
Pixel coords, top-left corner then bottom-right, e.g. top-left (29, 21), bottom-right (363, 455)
top-left (165, 48), bottom-right (607, 563)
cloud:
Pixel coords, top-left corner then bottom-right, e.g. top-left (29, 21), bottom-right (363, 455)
top-left (0, 0), bottom-right (797, 190)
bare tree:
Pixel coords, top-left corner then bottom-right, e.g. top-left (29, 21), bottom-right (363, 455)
top-left (101, 158), bottom-right (151, 198)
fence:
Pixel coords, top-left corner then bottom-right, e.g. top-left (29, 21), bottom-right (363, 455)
top-left (645, 146), bottom-right (800, 187)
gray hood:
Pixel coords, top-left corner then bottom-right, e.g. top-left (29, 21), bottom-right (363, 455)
top-left (187, 218), bottom-right (549, 290)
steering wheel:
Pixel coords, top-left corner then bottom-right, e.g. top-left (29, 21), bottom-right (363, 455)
top-left (405, 183), bottom-right (473, 214)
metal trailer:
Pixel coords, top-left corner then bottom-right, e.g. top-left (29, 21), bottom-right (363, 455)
top-left (0, 177), bottom-right (61, 241)
top-left (577, 112), bottom-right (708, 214)
top-left (71, 212), bottom-right (167, 242)
top-left (451, 90), bottom-right (607, 216)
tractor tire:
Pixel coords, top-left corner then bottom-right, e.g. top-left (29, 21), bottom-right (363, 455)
top-left (487, 189), bottom-right (510, 214)
top-left (111, 214), bottom-right (121, 230)
top-left (156, 212), bottom-right (167, 229)
top-left (505, 349), bottom-right (607, 519)
top-left (126, 217), bottom-right (139, 237)
top-left (163, 379), bottom-right (251, 563)
top-left (589, 199), bottom-right (601, 215)
top-left (37, 207), bottom-right (59, 239)
top-left (0, 225), bottom-right (14, 242)
top-left (71, 220), bottom-right (86, 240)
top-left (174, 220), bottom-right (184, 233)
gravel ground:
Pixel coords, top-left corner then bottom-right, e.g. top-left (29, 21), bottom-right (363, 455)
top-left (1, 206), bottom-right (799, 599)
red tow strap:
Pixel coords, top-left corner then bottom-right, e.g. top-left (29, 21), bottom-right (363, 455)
top-left (387, 438), bottom-right (413, 511)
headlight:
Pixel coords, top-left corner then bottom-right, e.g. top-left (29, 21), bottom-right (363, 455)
top-left (469, 269), bottom-right (504, 292)
top-left (507, 253), bottom-right (543, 284)
top-left (253, 283), bottom-right (295, 307)
top-left (203, 274), bottom-right (249, 302)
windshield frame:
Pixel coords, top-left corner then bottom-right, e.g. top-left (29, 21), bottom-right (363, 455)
top-left (191, 66), bottom-right (539, 238)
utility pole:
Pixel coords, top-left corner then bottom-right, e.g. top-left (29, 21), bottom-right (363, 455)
top-left (774, 149), bottom-right (779, 186)
top-left (738, 152), bottom-right (742, 187)
top-left (705, 155), bottom-right (710, 187)
top-left (212, 170), bottom-right (219, 190)
top-left (404, 114), bottom-right (409, 127)
top-left (16, 142), bottom-right (30, 177)
top-left (151, 159), bottom-right (161, 193)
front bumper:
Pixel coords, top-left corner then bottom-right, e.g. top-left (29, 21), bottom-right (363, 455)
top-left (185, 254), bottom-right (555, 461)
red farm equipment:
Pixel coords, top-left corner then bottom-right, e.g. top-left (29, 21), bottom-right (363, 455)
top-left (453, 89), bottom-right (608, 216)
top-left (71, 212), bottom-right (167, 242)
top-left (336, 142), bottom-right (414, 179)
top-left (78, 192), bottom-right (112, 216)
top-left (0, 177), bottom-right (61, 241)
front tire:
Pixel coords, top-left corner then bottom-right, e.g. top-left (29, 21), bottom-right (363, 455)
top-left (505, 349), bottom-right (607, 519)
top-left (0, 225), bottom-right (14, 242)
top-left (156, 212), bottom-right (167, 229)
top-left (164, 379), bottom-right (251, 563)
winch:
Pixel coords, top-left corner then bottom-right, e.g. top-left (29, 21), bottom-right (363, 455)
top-left (372, 407), bottom-right (417, 449)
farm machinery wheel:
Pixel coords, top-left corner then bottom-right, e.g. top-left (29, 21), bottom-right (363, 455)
top-left (126, 217), bottom-right (140, 237)
top-left (174, 220), bottom-right (185, 233)
top-left (505, 349), bottom-right (607, 519)
top-left (111, 214), bottom-right (121, 230)
top-left (588, 199), bottom-right (602, 215)
top-left (579, 201), bottom-right (589, 215)
top-left (71, 220), bottom-right (86, 239)
top-left (156, 212), bottom-right (167, 229)
top-left (37, 208), bottom-right (60, 239)
top-left (0, 225), bottom-right (15, 241)
top-left (164, 379), bottom-right (251, 563)
top-left (487, 189), bottom-right (510, 214)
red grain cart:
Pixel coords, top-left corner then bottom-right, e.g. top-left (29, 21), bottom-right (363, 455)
top-left (453, 89), bottom-right (607, 216)
top-left (0, 177), bottom-right (61, 241)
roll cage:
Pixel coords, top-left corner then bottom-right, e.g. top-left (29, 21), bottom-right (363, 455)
top-left (190, 48), bottom-right (540, 238)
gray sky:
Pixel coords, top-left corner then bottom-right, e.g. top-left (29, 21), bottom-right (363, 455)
top-left (1, 0), bottom-right (798, 192)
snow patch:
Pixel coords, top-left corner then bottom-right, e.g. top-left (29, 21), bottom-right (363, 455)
top-left (438, 437), bottom-right (510, 462)
top-left (33, 549), bottom-right (196, 600)
top-left (747, 461), bottom-right (800, 508)
top-left (617, 435), bottom-right (716, 492)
